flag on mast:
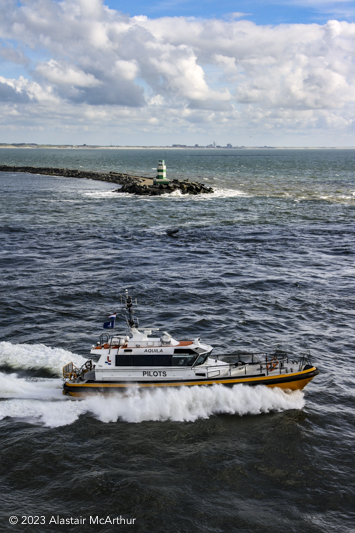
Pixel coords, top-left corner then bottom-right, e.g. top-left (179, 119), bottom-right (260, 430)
top-left (103, 313), bottom-right (117, 329)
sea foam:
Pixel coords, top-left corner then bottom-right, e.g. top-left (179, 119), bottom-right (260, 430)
top-left (0, 341), bottom-right (86, 375)
top-left (0, 373), bottom-right (305, 428)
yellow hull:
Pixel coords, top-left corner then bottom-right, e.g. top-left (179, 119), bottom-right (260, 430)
top-left (266, 376), bottom-right (315, 391)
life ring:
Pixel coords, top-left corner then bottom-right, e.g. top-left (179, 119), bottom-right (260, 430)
top-left (69, 372), bottom-right (77, 381)
top-left (267, 357), bottom-right (278, 372)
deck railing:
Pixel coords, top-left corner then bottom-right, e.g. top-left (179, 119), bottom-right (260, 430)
top-left (215, 353), bottom-right (313, 377)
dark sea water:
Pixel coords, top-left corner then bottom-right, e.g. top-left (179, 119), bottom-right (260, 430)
top-left (0, 148), bottom-right (354, 532)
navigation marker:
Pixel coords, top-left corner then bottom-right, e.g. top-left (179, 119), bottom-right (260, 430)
top-left (154, 160), bottom-right (170, 184)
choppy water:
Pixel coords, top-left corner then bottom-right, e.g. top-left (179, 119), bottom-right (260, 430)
top-left (0, 148), bottom-right (354, 532)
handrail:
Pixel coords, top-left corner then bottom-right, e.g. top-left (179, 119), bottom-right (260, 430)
top-left (63, 360), bottom-right (93, 381)
top-left (216, 352), bottom-right (312, 363)
top-left (212, 352), bottom-right (313, 377)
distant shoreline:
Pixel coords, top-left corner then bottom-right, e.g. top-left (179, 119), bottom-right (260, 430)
top-left (1, 145), bottom-right (354, 150)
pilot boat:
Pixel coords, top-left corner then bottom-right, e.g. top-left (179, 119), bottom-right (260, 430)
top-left (62, 291), bottom-right (319, 396)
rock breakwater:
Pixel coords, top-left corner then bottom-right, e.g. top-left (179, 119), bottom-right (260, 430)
top-left (0, 165), bottom-right (140, 185)
top-left (0, 165), bottom-right (213, 195)
top-left (114, 179), bottom-right (213, 196)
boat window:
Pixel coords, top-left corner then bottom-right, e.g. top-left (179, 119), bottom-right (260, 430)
top-left (124, 349), bottom-right (132, 353)
top-left (116, 354), bottom-right (134, 366)
top-left (115, 354), bottom-right (172, 366)
top-left (172, 355), bottom-right (196, 366)
top-left (194, 354), bottom-right (209, 366)
top-left (152, 355), bottom-right (172, 366)
top-left (173, 348), bottom-right (196, 355)
top-left (134, 355), bottom-right (153, 366)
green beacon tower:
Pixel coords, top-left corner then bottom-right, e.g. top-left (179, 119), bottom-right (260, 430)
top-left (154, 160), bottom-right (169, 184)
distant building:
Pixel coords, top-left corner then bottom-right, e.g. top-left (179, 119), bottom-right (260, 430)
top-left (172, 144), bottom-right (187, 148)
top-left (227, 143), bottom-right (232, 148)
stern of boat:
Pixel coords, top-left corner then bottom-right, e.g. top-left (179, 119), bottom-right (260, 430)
top-left (62, 360), bottom-right (94, 395)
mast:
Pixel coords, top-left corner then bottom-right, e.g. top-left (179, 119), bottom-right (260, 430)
top-left (123, 289), bottom-right (139, 329)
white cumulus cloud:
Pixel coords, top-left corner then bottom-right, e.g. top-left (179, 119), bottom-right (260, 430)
top-left (36, 60), bottom-right (102, 87)
top-left (0, 0), bottom-right (355, 144)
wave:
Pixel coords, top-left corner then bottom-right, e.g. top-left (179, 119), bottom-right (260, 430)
top-left (210, 188), bottom-right (249, 199)
top-left (107, 188), bottom-right (249, 201)
top-left (81, 185), bottom-right (355, 204)
top-left (81, 385), bottom-right (305, 424)
top-left (0, 341), bottom-right (87, 376)
top-left (0, 372), bottom-right (63, 399)
top-left (0, 372), bottom-right (305, 427)
top-left (82, 188), bottom-right (355, 205)
top-left (160, 188), bottom-right (249, 200)
top-left (82, 190), bottom-right (118, 198)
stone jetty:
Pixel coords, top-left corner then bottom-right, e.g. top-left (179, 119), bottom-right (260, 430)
top-left (115, 179), bottom-right (213, 196)
top-left (0, 165), bottom-right (214, 196)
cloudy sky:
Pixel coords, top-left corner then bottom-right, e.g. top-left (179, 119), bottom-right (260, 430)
top-left (1, 0), bottom-right (355, 146)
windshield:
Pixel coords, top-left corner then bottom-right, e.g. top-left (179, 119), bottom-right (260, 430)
top-left (194, 354), bottom-right (209, 366)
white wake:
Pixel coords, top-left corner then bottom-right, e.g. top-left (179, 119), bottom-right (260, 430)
top-left (81, 384), bottom-right (304, 424)
top-left (0, 372), bottom-right (305, 428)
top-left (0, 341), bottom-right (86, 375)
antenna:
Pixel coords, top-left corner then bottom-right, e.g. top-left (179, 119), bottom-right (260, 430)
top-left (122, 289), bottom-right (139, 329)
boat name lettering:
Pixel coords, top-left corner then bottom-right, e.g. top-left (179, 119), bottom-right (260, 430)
top-left (144, 349), bottom-right (164, 353)
top-left (143, 371), bottom-right (167, 377)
